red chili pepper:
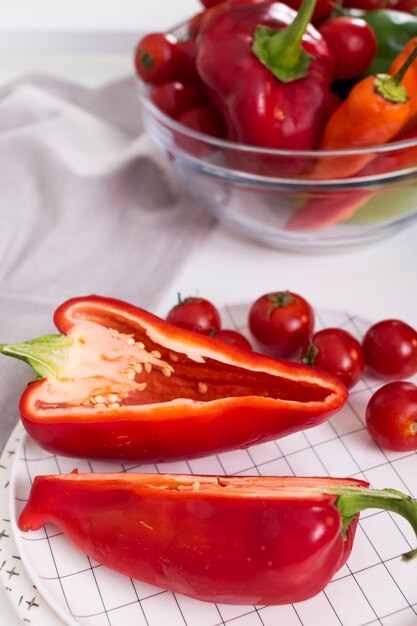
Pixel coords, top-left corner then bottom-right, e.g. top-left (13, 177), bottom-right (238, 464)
top-left (0, 296), bottom-right (347, 462)
top-left (196, 0), bottom-right (335, 150)
top-left (18, 473), bottom-right (417, 604)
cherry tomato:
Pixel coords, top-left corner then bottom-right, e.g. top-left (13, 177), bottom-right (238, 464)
top-left (211, 329), bottom-right (252, 349)
top-left (134, 33), bottom-right (192, 85)
top-left (318, 17), bottom-right (377, 81)
top-left (366, 381), bottom-right (417, 451)
top-left (302, 328), bottom-right (365, 389)
top-left (178, 107), bottom-right (225, 136)
top-left (151, 82), bottom-right (206, 119)
top-left (362, 319), bottom-right (417, 380)
top-left (175, 106), bottom-right (226, 157)
top-left (248, 291), bottom-right (314, 358)
top-left (166, 296), bottom-right (221, 334)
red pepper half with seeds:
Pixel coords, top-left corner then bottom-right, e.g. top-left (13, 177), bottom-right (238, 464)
top-left (18, 473), bottom-right (417, 604)
top-left (0, 295), bottom-right (347, 462)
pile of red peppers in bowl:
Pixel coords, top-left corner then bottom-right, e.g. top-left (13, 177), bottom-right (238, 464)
top-left (3, 294), bottom-right (417, 605)
top-left (134, 0), bottom-right (417, 234)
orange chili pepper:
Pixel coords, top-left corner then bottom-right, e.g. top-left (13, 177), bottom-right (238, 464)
top-left (312, 41), bottom-right (417, 180)
top-left (389, 36), bottom-right (417, 132)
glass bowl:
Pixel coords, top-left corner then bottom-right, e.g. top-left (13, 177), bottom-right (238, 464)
top-left (136, 30), bottom-right (417, 252)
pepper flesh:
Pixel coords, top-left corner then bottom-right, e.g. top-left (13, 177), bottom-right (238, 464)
top-left (0, 296), bottom-right (347, 462)
top-left (18, 473), bottom-right (417, 605)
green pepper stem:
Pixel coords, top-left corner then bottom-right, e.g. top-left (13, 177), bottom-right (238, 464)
top-left (0, 334), bottom-right (72, 380)
top-left (252, 0), bottom-right (317, 83)
top-left (375, 42), bottom-right (417, 104)
top-left (327, 486), bottom-right (417, 560)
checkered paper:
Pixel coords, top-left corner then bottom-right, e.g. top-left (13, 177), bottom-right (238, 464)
top-left (8, 307), bottom-right (417, 626)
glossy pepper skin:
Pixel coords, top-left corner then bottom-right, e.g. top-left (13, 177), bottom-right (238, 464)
top-left (196, 2), bottom-right (335, 151)
top-left (18, 473), bottom-right (417, 604)
top-left (0, 296), bottom-right (347, 462)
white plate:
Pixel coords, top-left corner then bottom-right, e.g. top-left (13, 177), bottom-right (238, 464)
top-left (7, 307), bottom-right (417, 626)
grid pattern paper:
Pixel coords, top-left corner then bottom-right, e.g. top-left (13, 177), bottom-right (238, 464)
top-left (9, 306), bottom-right (417, 626)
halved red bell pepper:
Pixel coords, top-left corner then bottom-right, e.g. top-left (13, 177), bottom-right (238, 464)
top-left (18, 473), bottom-right (417, 604)
top-left (0, 295), bottom-right (347, 462)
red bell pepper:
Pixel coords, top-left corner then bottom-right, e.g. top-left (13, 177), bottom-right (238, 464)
top-left (228, 0), bottom-right (334, 26)
top-left (18, 473), bottom-right (417, 604)
top-left (196, 0), bottom-right (335, 150)
top-left (0, 296), bottom-right (346, 462)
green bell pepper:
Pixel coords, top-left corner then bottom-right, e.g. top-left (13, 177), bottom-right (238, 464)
top-left (347, 9), bottom-right (417, 75)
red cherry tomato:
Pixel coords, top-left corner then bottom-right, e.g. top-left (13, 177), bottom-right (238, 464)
top-left (302, 328), bottom-right (365, 389)
top-left (212, 329), bottom-right (252, 349)
top-left (166, 296), bottom-right (221, 334)
top-left (248, 291), bottom-right (314, 358)
top-left (318, 17), bottom-right (377, 81)
top-left (366, 381), bottom-right (417, 451)
top-left (362, 319), bottom-right (417, 381)
top-left (151, 82), bottom-right (206, 119)
top-left (178, 107), bottom-right (225, 136)
top-left (175, 106), bottom-right (226, 157)
top-left (134, 33), bottom-right (192, 85)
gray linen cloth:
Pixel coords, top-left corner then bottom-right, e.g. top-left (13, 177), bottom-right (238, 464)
top-left (0, 75), bottom-right (214, 448)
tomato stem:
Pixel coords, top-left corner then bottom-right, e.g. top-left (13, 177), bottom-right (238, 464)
top-left (300, 338), bottom-right (319, 366)
top-left (266, 291), bottom-right (297, 320)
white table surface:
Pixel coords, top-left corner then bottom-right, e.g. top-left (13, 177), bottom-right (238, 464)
top-left (1, 3), bottom-right (417, 623)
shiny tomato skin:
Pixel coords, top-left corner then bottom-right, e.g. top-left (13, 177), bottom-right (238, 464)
top-left (150, 82), bottom-right (206, 119)
top-left (248, 291), bottom-right (314, 358)
top-left (305, 328), bottom-right (364, 389)
top-left (318, 17), bottom-right (377, 81)
top-left (362, 319), bottom-right (417, 381)
top-left (212, 329), bottom-right (252, 349)
top-left (167, 297), bottom-right (221, 334)
top-left (178, 106), bottom-right (225, 137)
top-left (134, 33), bottom-right (191, 85)
top-left (366, 381), bottom-right (417, 451)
